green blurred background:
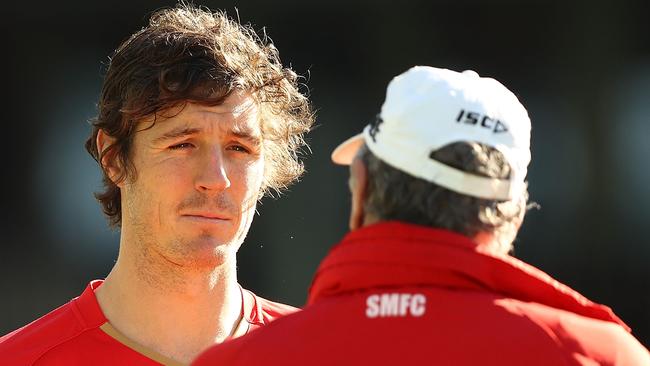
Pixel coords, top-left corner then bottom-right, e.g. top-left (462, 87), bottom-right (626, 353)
top-left (1, 0), bottom-right (649, 347)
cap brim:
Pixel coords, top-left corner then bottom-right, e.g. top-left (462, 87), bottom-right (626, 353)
top-left (331, 133), bottom-right (364, 165)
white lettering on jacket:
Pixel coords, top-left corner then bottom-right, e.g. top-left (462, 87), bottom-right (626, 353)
top-left (365, 293), bottom-right (426, 318)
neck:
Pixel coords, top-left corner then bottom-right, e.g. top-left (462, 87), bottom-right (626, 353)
top-left (95, 236), bottom-right (242, 364)
top-left (473, 231), bottom-right (512, 255)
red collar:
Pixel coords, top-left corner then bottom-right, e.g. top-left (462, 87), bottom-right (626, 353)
top-left (308, 221), bottom-right (628, 330)
top-left (73, 280), bottom-right (265, 328)
top-left (72, 280), bottom-right (108, 328)
top-left (241, 287), bottom-right (266, 326)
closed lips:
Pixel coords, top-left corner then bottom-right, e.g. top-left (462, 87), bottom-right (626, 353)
top-left (182, 212), bottom-right (230, 220)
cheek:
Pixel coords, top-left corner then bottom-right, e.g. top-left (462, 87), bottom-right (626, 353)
top-left (133, 160), bottom-right (189, 208)
top-left (243, 159), bottom-right (265, 194)
top-left (228, 161), bottom-right (264, 210)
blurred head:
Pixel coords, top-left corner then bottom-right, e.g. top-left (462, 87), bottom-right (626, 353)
top-left (333, 66), bottom-right (531, 254)
top-left (86, 4), bottom-right (313, 227)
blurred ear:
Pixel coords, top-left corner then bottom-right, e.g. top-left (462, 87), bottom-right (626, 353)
top-left (96, 129), bottom-right (123, 187)
top-left (348, 156), bottom-right (368, 231)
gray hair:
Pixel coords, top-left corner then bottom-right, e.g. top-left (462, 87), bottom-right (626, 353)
top-left (360, 142), bottom-right (528, 253)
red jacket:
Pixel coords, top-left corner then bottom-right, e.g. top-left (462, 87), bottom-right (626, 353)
top-left (0, 280), bottom-right (296, 365)
top-left (194, 221), bottom-right (650, 366)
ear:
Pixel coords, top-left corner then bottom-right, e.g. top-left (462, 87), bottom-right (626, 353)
top-left (96, 129), bottom-right (123, 187)
top-left (348, 156), bottom-right (368, 231)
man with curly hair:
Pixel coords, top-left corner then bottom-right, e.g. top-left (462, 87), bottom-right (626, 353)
top-left (0, 4), bottom-right (313, 365)
top-left (193, 67), bottom-right (649, 365)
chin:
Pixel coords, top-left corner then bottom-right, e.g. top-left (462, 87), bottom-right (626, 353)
top-left (181, 234), bottom-right (241, 267)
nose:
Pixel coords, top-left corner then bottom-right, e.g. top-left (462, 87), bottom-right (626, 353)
top-left (195, 148), bottom-right (231, 192)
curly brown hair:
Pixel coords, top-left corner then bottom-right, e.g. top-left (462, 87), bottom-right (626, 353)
top-left (85, 4), bottom-right (314, 227)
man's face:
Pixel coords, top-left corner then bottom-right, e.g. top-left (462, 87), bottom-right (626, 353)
top-left (120, 93), bottom-right (264, 267)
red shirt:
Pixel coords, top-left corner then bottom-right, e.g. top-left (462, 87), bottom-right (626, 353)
top-left (0, 280), bottom-right (296, 365)
top-left (193, 221), bottom-right (650, 366)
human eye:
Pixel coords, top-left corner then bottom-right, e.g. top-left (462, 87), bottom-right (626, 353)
top-left (227, 144), bottom-right (251, 154)
top-left (168, 142), bottom-right (195, 150)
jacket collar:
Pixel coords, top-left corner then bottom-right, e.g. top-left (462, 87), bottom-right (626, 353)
top-left (308, 221), bottom-right (629, 331)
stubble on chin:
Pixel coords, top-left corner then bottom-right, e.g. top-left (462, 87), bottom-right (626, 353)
top-left (131, 228), bottom-right (239, 293)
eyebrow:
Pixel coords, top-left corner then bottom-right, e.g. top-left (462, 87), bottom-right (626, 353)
top-left (153, 127), bottom-right (203, 144)
top-left (231, 128), bottom-right (262, 147)
top-left (152, 125), bottom-right (262, 146)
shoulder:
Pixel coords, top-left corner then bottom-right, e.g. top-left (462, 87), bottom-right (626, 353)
top-left (550, 307), bottom-right (650, 364)
top-left (0, 301), bottom-right (84, 365)
top-left (502, 298), bottom-right (650, 365)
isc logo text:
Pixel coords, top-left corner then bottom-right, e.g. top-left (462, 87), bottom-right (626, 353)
top-left (456, 109), bottom-right (508, 133)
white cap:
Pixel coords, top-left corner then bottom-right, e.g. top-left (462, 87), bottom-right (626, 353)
top-left (331, 66), bottom-right (531, 200)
